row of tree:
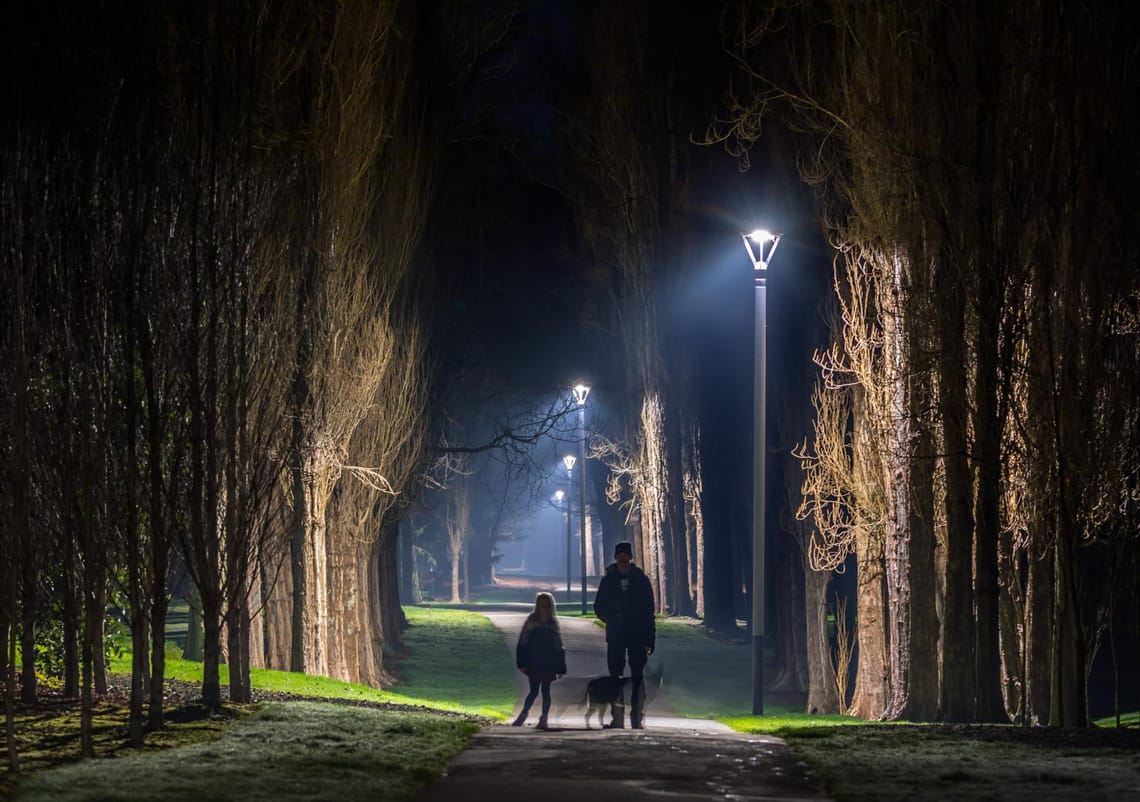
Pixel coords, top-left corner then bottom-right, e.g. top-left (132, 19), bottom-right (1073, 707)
top-left (0, 0), bottom-right (515, 764)
top-left (720, 0), bottom-right (1140, 725)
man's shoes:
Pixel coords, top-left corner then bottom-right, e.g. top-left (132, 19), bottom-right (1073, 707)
top-left (630, 718), bottom-right (644, 729)
top-left (511, 713), bottom-right (527, 727)
top-left (536, 716), bottom-right (549, 730)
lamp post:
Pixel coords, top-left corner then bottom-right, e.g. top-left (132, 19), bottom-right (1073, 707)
top-left (572, 382), bottom-right (591, 615)
top-left (561, 455), bottom-right (576, 598)
top-left (553, 489), bottom-right (569, 600)
top-left (742, 228), bottom-right (781, 716)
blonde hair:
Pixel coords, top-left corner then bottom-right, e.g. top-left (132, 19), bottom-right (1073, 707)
top-left (533, 592), bottom-right (557, 614)
top-left (525, 592), bottom-right (560, 632)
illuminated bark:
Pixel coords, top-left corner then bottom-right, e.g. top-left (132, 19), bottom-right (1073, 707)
top-left (847, 400), bottom-right (890, 720)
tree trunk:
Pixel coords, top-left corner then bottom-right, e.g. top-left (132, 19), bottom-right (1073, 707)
top-left (771, 533), bottom-right (807, 692)
top-left (803, 565), bottom-right (840, 714)
top-left (148, 590), bottom-right (167, 730)
top-left (201, 597), bottom-right (224, 711)
top-left (0, 591), bottom-right (8, 700)
top-left (5, 563), bottom-right (19, 772)
top-left (378, 516), bottom-right (405, 671)
top-left (289, 457), bottom-right (307, 673)
top-left (937, 272), bottom-right (975, 723)
top-left (226, 605), bottom-right (251, 703)
top-left (899, 295), bottom-right (939, 721)
top-left (1023, 536), bottom-right (1054, 725)
top-left (302, 482), bottom-right (332, 678)
top-left (685, 427), bottom-right (705, 618)
top-left (998, 537), bottom-right (1022, 722)
top-left (81, 561), bottom-right (99, 757)
top-left (184, 598), bottom-right (204, 662)
top-left (849, 531), bottom-right (890, 720)
top-left (19, 538), bottom-right (37, 706)
top-left (1049, 530), bottom-right (1084, 726)
top-left (972, 335), bottom-right (1007, 722)
top-left (128, 609), bottom-right (149, 747)
top-left (92, 581), bottom-right (108, 695)
top-left (450, 542), bottom-right (462, 604)
top-left (247, 566), bottom-right (265, 671)
top-left (398, 518), bottom-right (416, 605)
top-left (62, 553), bottom-right (80, 699)
top-left (664, 389), bottom-right (693, 616)
top-left (261, 542), bottom-right (292, 669)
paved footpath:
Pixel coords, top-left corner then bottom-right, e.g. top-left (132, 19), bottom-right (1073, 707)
top-left (416, 607), bottom-right (831, 801)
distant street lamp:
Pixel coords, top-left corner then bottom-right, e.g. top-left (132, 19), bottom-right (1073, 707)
top-left (562, 455), bottom-right (576, 597)
top-left (742, 228), bottom-right (781, 716)
top-left (572, 382), bottom-right (591, 615)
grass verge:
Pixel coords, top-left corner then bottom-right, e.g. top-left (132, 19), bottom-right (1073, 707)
top-left (5, 605), bottom-right (514, 799)
top-left (653, 618), bottom-right (846, 723)
top-left (397, 605), bottom-right (517, 719)
top-left (13, 702), bottom-right (480, 802)
top-left (98, 607), bottom-right (514, 720)
top-left (749, 723), bottom-right (1140, 802)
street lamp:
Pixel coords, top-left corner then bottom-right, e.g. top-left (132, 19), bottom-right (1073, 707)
top-left (572, 382), bottom-right (591, 615)
top-left (742, 228), bottom-right (781, 716)
top-left (562, 455), bottom-right (576, 597)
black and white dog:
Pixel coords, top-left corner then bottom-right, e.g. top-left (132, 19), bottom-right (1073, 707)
top-left (582, 665), bottom-right (664, 729)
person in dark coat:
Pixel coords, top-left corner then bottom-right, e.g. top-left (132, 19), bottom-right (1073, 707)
top-left (593, 541), bottom-right (656, 728)
top-left (512, 592), bottom-right (566, 729)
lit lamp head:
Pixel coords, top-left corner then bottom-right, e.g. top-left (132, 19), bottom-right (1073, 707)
top-left (572, 382), bottom-right (591, 406)
top-left (562, 454), bottom-right (576, 475)
top-left (742, 229), bottom-right (782, 271)
top-left (553, 489), bottom-right (565, 503)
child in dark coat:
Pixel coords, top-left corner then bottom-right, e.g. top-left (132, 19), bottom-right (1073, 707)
top-left (512, 592), bottom-right (566, 729)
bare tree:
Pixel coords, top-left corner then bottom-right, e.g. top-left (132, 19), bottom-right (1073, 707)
top-left (564, 0), bottom-right (703, 617)
top-left (719, 0), bottom-right (1138, 725)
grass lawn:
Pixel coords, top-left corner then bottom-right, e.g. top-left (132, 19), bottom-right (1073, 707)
top-left (751, 723), bottom-right (1140, 802)
top-left (99, 607), bottom-right (515, 720)
top-left (13, 702), bottom-right (480, 802)
top-left (653, 618), bottom-right (842, 721)
top-left (396, 606), bottom-right (518, 719)
top-left (5, 605), bottom-right (514, 800)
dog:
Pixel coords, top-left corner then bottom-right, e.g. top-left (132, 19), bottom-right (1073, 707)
top-left (582, 664), bottom-right (664, 729)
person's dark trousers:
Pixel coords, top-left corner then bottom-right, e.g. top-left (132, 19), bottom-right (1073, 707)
top-left (606, 642), bottom-right (648, 728)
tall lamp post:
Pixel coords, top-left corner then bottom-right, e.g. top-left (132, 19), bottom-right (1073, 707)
top-left (561, 455), bottom-right (576, 598)
top-left (572, 382), bottom-right (591, 615)
top-left (742, 228), bottom-right (781, 716)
